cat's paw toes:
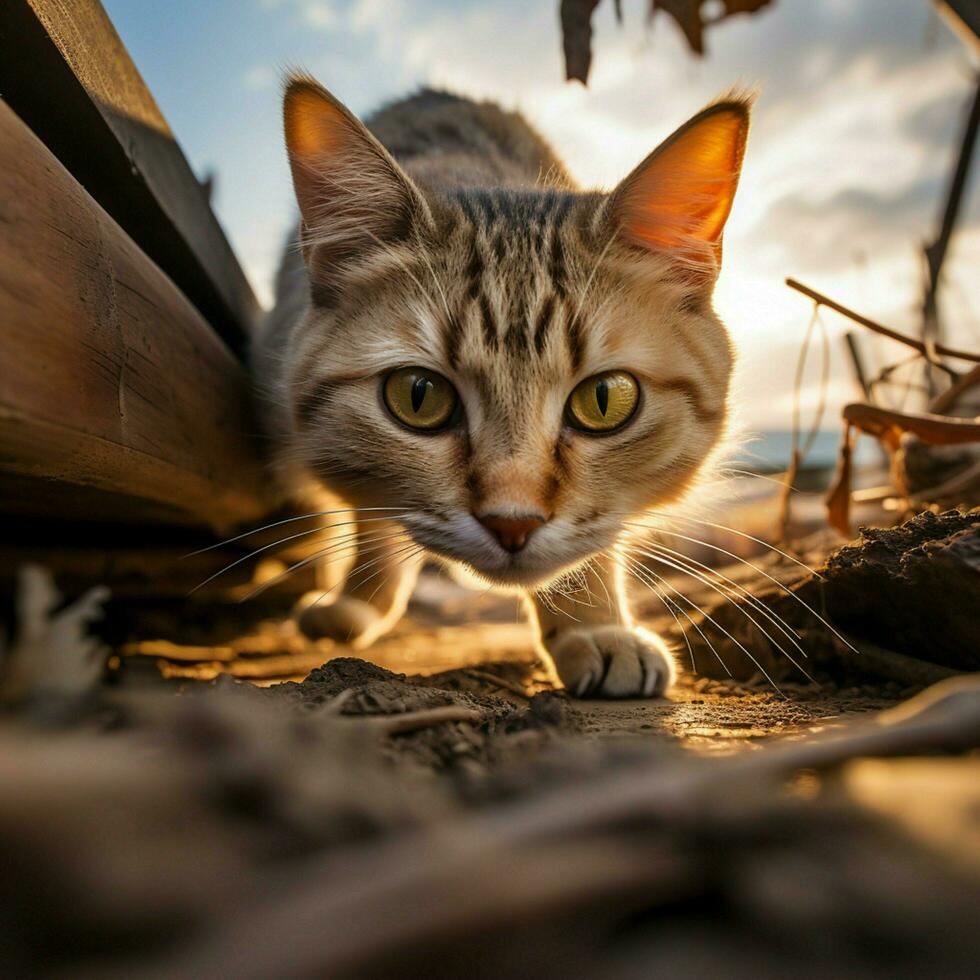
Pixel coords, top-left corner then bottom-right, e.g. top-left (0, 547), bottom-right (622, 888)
top-left (550, 625), bottom-right (675, 699)
top-left (297, 596), bottom-right (385, 649)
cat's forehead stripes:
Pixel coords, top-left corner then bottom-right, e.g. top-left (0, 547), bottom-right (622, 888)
top-left (438, 188), bottom-right (589, 373)
top-left (264, 79), bottom-right (751, 603)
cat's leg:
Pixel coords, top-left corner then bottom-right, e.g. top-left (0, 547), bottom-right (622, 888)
top-left (527, 554), bottom-right (676, 698)
top-left (297, 519), bottom-right (423, 648)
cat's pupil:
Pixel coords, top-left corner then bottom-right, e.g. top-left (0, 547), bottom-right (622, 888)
top-left (595, 378), bottom-right (609, 416)
top-left (411, 377), bottom-right (429, 413)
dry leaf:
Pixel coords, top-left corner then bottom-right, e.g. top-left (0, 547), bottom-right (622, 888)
top-left (560, 0), bottom-right (603, 83)
top-left (561, 0), bottom-right (774, 83)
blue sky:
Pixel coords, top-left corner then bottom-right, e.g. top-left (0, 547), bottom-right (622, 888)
top-left (102, 0), bottom-right (978, 429)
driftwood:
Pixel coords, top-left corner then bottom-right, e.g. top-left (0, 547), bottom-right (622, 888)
top-left (784, 279), bottom-right (980, 533)
top-left (825, 403), bottom-right (980, 535)
top-left (842, 403), bottom-right (980, 447)
top-left (785, 278), bottom-right (980, 365)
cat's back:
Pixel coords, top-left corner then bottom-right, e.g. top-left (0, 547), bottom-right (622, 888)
top-left (367, 89), bottom-right (572, 191)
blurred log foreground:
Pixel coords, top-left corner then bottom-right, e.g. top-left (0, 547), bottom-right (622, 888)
top-left (0, 510), bottom-right (977, 977)
top-left (1, 4), bottom-right (979, 978)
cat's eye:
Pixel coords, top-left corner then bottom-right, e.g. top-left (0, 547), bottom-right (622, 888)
top-left (566, 371), bottom-right (639, 433)
top-left (383, 367), bottom-right (459, 431)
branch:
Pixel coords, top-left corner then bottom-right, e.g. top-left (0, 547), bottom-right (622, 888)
top-left (842, 402), bottom-right (980, 447)
top-left (785, 278), bottom-right (980, 364)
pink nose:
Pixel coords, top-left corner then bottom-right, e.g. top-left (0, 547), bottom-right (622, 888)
top-left (478, 513), bottom-right (546, 553)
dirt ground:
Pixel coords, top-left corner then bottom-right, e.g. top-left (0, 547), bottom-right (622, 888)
top-left (2, 511), bottom-right (978, 978)
top-left (119, 565), bottom-right (911, 754)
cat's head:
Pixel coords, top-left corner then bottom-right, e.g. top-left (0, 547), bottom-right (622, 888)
top-left (279, 75), bottom-right (749, 588)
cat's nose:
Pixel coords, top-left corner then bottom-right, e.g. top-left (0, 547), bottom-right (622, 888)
top-left (477, 513), bottom-right (546, 553)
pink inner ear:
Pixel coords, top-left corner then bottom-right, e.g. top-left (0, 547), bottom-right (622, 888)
top-left (282, 78), bottom-right (428, 270)
top-left (284, 83), bottom-right (360, 224)
top-left (285, 85), bottom-right (355, 163)
top-left (616, 106), bottom-right (748, 255)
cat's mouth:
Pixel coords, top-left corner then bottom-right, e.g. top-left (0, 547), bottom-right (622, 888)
top-left (436, 546), bottom-right (580, 588)
top-left (402, 513), bottom-right (611, 588)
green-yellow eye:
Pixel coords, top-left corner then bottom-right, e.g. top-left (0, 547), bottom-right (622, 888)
top-left (566, 371), bottom-right (639, 433)
top-left (383, 367), bottom-right (458, 431)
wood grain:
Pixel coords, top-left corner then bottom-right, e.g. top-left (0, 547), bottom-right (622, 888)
top-left (0, 99), bottom-right (275, 531)
top-left (0, 0), bottom-right (259, 351)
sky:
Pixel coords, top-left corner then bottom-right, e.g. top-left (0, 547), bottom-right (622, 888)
top-left (102, 0), bottom-right (979, 433)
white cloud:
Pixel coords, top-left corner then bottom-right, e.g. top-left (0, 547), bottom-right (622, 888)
top-left (302, 1), bottom-right (337, 30)
top-left (242, 64), bottom-right (277, 90)
top-left (229, 0), bottom-right (976, 428)
top-left (258, 0), bottom-right (339, 31)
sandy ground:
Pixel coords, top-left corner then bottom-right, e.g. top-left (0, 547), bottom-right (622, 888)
top-left (119, 567), bottom-right (907, 754)
top-left (4, 514), bottom-right (977, 978)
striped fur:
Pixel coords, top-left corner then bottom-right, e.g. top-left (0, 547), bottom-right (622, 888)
top-left (253, 76), bottom-right (749, 697)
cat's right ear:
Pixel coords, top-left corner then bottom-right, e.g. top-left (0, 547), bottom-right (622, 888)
top-left (284, 74), bottom-right (430, 277)
top-left (603, 96), bottom-right (751, 284)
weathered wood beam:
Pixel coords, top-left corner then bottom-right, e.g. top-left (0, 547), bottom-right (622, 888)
top-left (0, 100), bottom-right (275, 531)
top-left (0, 0), bottom-right (259, 353)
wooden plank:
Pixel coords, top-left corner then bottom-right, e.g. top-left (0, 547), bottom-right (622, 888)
top-left (0, 0), bottom-right (260, 353)
top-left (0, 99), bottom-right (275, 531)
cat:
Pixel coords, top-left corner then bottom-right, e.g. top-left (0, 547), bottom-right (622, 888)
top-left (253, 73), bottom-right (750, 698)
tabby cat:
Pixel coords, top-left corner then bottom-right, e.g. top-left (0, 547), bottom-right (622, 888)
top-left (253, 74), bottom-right (750, 698)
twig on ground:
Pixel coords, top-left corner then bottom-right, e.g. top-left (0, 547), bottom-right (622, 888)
top-left (365, 705), bottom-right (483, 735)
top-left (119, 674), bottom-right (980, 980)
top-left (463, 668), bottom-right (533, 698)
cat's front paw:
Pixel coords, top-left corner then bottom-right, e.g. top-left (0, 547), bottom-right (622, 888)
top-left (549, 625), bottom-right (676, 699)
top-left (297, 596), bottom-right (387, 649)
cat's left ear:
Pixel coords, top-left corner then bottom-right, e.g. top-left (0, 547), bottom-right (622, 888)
top-left (284, 74), bottom-right (431, 277)
top-left (605, 96), bottom-right (751, 281)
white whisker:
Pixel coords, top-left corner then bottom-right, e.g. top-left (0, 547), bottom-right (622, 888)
top-left (189, 515), bottom-right (407, 594)
top-left (363, 542), bottom-right (424, 608)
top-left (639, 512), bottom-right (824, 579)
top-left (629, 545), bottom-right (815, 684)
top-left (606, 551), bottom-right (696, 672)
top-left (184, 507), bottom-right (406, 557)
top-left (640, 538), bottom-right (809, 658)
top-left (622, 546), bottom-right (782, 693)
top-left (616, 550), bottom-right (731, 678)
top-left (304, 542), bottom-right (424, 614)
top-left (241, 530), bottom-right (409, 602)
top-left (626, 519), bottom-right (857, 655)
top-left (585, 556), bottom-right (616, 617)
